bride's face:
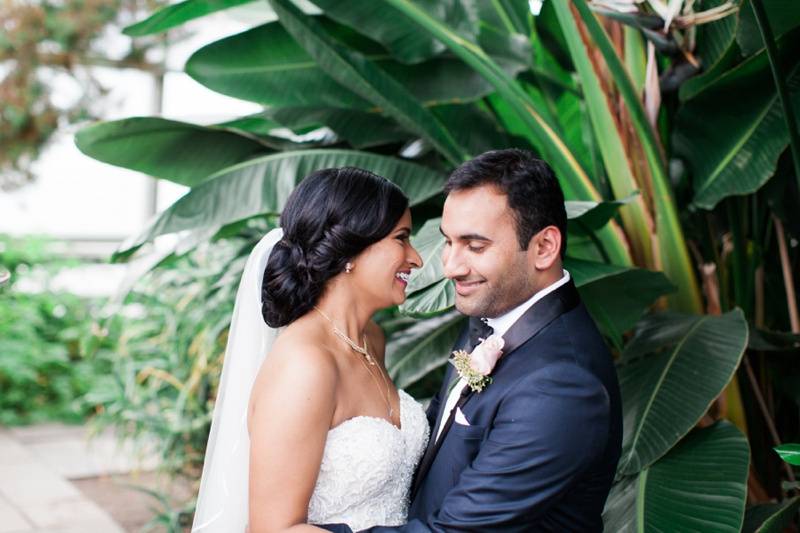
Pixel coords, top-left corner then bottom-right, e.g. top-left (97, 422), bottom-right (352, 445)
top-left (351, 209), bottom-right (422, 309)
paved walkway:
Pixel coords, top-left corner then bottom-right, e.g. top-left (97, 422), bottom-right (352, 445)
top-left (0, 423), bottom-right (159, 533)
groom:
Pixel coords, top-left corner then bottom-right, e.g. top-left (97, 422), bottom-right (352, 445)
top-left (330, 149), bottom-right (622, 531)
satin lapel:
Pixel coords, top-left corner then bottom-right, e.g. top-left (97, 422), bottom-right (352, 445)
top-left (500, 279), bottom-right (581, 357)
top-left (411, 280), bottom-right (581, 499)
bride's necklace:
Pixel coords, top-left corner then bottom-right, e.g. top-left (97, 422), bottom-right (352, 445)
top-left (313, 306), bottom-right (395, 421)
top-left (313, 306), bottom-right (376, 365)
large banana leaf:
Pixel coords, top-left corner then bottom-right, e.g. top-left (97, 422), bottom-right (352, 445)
top-left (676, 52), bottom-right (800, 210)
top-left (569, 259), bottom-right (675, 349)
top-left (214, 114), bottom-right (284, 136)
top-left (694, 0), bottom-right (740, 70)
top-left (123, 0), bottom-right (255, 37)
top-left (254, 100), bottom-right (520, 154)
top-left (386, 309), bottom-right (464, 388)
top-left (676, 0), bottom-right (742, 101)
top-left (477, 0), bottom-right (530, 35)
top-left (74, 117), bottom-right (271, 186)
top-left (737, 0), bottom-right (800, 56)
top-left (115, 150), bottom-right (445, 258)
top-left (565, 194), bottom-right (637, 236)
top-left (639, 422), bottom-right (749, 532)
top-left (186, 21), bottom-right (369, 109)
top-left (678, 44), bottom-right (742, 102)
top-left (264, 107), bottom-right (408, 149)
top-left (311, 0), bottom-right (533, 74)
top-left (403, 218), bottom-right (446, 295)
top-left (400, 278), bottom-right (455, 317)
top-left (186, 20), bottom-right (518, 112)
top-left (556, 0), bottom-right (702, 313)
top-left (307, 0), bottom-right (475, 64)
top-left (617, 309), bottom-right (749, 475)
top-left (477, 22), bottom-right (533, 74)
top-left (430, 103), bottom-right (528, 157)
top-left (604, 422), bottom-right (749, 532)
top-left (269, 0), bottom-right (468, 165)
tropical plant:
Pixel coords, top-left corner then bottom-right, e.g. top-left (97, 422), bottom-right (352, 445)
top-left (76, 0), bottom-right (800, 528)
top-left (85, 227), bottom-right (261, 474)
top-left (0, 235), bottom-right (115, 425)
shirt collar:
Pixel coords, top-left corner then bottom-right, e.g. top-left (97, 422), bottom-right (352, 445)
top-left (485, 270), bottom-right (571, 338)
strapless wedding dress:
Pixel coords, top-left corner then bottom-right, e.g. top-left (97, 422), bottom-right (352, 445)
top-left (307, 390), bottom-right (430, 530)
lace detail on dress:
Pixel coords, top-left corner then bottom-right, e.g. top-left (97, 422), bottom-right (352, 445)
top-left (307, 390), bottom-right (430, 530)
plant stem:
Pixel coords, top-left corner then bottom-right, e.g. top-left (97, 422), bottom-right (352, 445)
top-left (742, 356), bottom-right (797, 485)
top-left (750, 0), bottom-right (800, 197)
top-left (774, 215), bottom-right (800, 332)
top-left (727, 200), bottom-right (746, 310)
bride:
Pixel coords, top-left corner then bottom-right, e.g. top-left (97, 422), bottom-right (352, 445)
top-left (192, 167), bottom-right (430, 532)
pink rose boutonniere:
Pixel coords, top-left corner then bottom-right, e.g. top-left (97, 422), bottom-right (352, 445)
top-left (450, 334), bottom-right (505, 393)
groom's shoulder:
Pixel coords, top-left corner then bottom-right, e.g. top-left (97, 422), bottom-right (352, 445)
top-left (510, 306), bottom-right (612, 386)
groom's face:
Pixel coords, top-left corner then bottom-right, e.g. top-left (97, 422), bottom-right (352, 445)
top-left (441, 185), bottom-right (537, 318)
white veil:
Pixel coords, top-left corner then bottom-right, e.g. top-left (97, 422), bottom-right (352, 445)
top-left (192, 227), bottom-right (284, 532)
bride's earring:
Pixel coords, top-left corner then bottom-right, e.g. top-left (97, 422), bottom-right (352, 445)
top-left (345, 262), bottom-right (354, 274)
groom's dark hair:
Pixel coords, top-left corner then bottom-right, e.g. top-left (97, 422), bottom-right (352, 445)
top-left (262, 167), bottom-right (409, 327)
top-left (445, 149), bottom-right (567, 258)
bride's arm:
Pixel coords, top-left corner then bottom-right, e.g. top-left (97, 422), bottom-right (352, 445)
top-left (247, 344), bottom-right (337, 533)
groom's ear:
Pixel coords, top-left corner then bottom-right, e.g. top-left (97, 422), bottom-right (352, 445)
top-left (529, 226), bottom-right (562, 270)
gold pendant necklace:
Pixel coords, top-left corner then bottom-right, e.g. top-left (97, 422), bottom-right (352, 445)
top-left (313, 306), bottom-right (395, 421)
top-left (313, 306), bottom-right (376, 365)
top-left (354, 347), bottom-right (395, 421)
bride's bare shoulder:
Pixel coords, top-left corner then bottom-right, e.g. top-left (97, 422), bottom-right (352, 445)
top-left (252, 322), bottom-right (338, 401)
top-left (248, 322), bottom-right (338, 437)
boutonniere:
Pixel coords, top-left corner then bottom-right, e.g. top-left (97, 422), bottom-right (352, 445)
top-left (450, 334), bottom-right (505, 393)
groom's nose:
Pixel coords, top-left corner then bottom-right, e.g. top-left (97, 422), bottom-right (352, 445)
top-left (442, 246), bottom-right (469, 279)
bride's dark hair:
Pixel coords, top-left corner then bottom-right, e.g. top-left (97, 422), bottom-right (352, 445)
top-left (261, 167), bottom-right (409, 327)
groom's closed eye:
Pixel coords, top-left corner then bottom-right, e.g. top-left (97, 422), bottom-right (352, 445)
top-left (455, 235), bottom-right (492, 253)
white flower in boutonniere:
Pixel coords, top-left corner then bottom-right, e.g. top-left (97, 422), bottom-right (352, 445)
top-left (450, 334), bottom-right (505, 393)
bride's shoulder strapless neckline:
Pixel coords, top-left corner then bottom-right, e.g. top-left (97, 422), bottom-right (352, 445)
top-left (329, 389), bottom-right (416, 433)
top-left (306, 389), bottom-right (430, 530)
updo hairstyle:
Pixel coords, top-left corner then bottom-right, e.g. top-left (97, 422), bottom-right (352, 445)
top-left (261, 167), bottom-right (409, 327)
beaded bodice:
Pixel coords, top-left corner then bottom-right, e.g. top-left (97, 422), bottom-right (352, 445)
top-left (307, 390), bottom-right (430, 530)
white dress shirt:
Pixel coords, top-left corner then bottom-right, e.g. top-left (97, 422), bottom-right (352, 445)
top-left (434, 270), bottom-right (571, 442)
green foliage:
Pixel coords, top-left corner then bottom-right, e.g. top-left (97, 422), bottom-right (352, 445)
top-left (122, 0), bottom-right (254, 37)
top-left (87, 235), bottom-right (249, 475)
top-left (75, 118), bottom-right (274, 187)
top-left (604, 421), bottom-right (750, 532)
top-left (0, 290), bottom-right (112, 424)
top-left (774, 443), bottom-right (800, 465)
top-left (0, 236), bottom-right (112, 424)
top-left (616, 310), bottom-right (748, 474)
top-left (675, 36), bottom-right (800, 210)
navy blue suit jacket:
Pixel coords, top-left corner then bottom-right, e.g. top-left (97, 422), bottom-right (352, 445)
top-left (324, 280), bottom-right (622, 532)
